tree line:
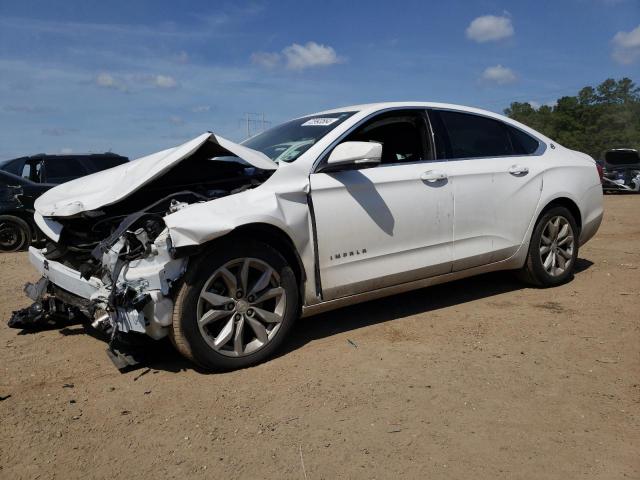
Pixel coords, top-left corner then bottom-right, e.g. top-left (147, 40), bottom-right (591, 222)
top-left (504, 78), bottom-right (640, 160)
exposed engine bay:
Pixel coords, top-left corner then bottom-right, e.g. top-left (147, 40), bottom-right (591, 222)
top-left (8, 135), bottom-right (276, 367)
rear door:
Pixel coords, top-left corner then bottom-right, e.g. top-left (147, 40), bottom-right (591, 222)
top-left (429, 109), bottom-right (543, 271)
top-left (309, 109), bottom-right (454, 300)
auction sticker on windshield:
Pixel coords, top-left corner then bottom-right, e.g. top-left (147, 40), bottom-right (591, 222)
top-left (302, 118), bottom-right (340, 126)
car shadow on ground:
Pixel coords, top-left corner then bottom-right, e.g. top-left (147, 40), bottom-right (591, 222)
top-left (278, 257), bottom-right (594, 359)
top-left (11, 258), bottom-right (594, 375)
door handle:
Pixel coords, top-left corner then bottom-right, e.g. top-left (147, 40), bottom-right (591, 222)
top-left (509, 165), bottom-right (529, 176)
top-left (420, 170), bottom-right (448, 182)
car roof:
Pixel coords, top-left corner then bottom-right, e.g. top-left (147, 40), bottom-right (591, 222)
top-left (302, 101), bottom-right (552, 145)
top-left (310, 101), bottom-right (503, 118)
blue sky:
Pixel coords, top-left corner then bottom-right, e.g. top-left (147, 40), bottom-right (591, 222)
top-left (0, 0), bottom-right (638, 160)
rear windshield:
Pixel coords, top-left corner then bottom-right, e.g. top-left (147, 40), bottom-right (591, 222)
top-left (605, 150), bottom-right (640, 166)
top-left (242, 112), bottom-right (355, 163)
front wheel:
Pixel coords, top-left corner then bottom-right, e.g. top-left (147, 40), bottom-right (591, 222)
top-left (171, 239), bottom-right (299, 371)
top-left (518, 206), bottom-right (579, 287)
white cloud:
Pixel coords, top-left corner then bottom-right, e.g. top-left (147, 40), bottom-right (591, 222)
top-left (96, 72), bottom-right (116, 87)
top-left (252, 41), bottom-right (343, 70)
top-left (191, 105), bottom-right (211, 113)
top-left (95, 72), bottom-right (178, 91)
top-left (481, 65), bottom-right (517, 85)
top-left (251, 51), bottom-right (281, 69)
top-left (466, 14), bottom-right (514, 43)
top-left (611, 24), bottom-right (640, 64)
top-left (153, 74), bottom-right (177, 88)
top-left (96, 72), bottom-right (125, 90)
top-left (60, 147), bottom-right (73, 154)
top-left (169, 115), bottom-right (184, 125)
top-left (283, 42), bottom-right (342, 70)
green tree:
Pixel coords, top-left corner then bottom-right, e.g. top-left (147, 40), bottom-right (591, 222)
top-left (504, 78), bottom-right (640, 159)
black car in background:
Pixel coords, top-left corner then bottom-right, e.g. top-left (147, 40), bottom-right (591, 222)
top-left (599, 149), bottom-right (640, 193)
top-left (0, 153), bottom-right (128, 252)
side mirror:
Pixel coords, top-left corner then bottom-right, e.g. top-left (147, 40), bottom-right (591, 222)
top-left (321, 141), bottom-right (382, 172)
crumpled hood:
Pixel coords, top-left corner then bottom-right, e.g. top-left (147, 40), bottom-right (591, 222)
top-left (35, 132), bottom-right (276, 217)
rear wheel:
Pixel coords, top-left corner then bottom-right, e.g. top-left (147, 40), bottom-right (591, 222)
top-left (518, 206), bottom-right (579, 287)
top-left (171, 239), bottom-right (299, 371)
top-left (0, 215), bottom-right (32, 252)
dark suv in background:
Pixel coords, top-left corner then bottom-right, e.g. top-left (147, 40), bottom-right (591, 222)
top-left (0, 153), bottom-right (128, 252)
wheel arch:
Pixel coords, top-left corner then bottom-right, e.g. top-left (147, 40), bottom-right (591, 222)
top-left (538, 196), bottom-right (582, 232)
top-left (179, 222), bottom-right (307, 304)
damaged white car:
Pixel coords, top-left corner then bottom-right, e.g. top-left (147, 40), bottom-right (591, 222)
top-left (10, 103), bottom-right (604, 371)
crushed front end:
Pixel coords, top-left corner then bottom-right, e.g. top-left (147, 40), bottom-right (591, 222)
top-left (7, 132), bottom-right (277, 368)
top-left (9, 204), bottom-right (188, 370)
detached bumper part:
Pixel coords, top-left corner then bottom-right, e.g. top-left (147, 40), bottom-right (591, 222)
top-left (8, 278), bottom-right (81, 330)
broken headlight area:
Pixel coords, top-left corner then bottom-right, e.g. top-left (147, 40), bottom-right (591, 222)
top-left (9, 218), bottom-right (183, 340)
top-left (8, 194), bottom-right (197, 343)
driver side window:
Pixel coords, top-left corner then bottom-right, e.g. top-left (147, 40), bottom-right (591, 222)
top-left (343, 110), bottom-right (432, 164)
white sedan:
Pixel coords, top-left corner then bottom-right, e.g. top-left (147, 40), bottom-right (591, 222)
top-left (13, 102), bottom-right (604, 371)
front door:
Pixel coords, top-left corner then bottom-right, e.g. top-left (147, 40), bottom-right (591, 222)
top-left (309, 109), bottom-right (454, 300)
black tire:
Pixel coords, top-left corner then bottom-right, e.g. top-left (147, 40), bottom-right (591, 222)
top-left (171, 239), bottom-right (299, 371)
top-left (518, 206), bottom-right (579, 287)
top-left (0, 215), bottom-right (32, 252)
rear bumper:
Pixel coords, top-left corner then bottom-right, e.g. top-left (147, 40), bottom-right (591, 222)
top-left (579, 184), bottom-right (604, 247)
top-left (579, 210), bottom-right (603, 246)
top-left (28, 247), bottom-right (101, 300)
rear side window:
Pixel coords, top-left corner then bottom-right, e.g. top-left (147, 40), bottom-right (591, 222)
top-left (507, 125), bottom-right (540, 154)
top-left (437, 110), bottom-right (514, 159)
top-left (43, 157), bottom-right (88, 183)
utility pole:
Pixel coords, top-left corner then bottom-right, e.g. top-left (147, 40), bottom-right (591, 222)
top-left (241, 113), bottom-right (271, 139)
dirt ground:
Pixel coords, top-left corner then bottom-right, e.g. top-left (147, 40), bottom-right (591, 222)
top-left (1, 195), bottom-right (638, 480)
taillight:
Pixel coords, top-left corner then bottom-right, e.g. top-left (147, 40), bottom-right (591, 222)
top-left (596, 163), bottom-right (604, 183)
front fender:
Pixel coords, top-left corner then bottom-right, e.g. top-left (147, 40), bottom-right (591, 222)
top-left (163, 187), bottom-right (308, 250)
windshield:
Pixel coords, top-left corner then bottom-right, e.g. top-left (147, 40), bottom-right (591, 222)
top-left (242, 112), bottom-right (355, 163)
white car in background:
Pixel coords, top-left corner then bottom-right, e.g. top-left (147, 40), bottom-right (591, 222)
top-left (11, 102), bottom-right (604, 371)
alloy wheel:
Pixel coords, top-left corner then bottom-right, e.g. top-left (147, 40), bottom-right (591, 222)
top-left (196, 257), bottom-right (286, 357)
top-left (539, 215), bottom-right (574, 277)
